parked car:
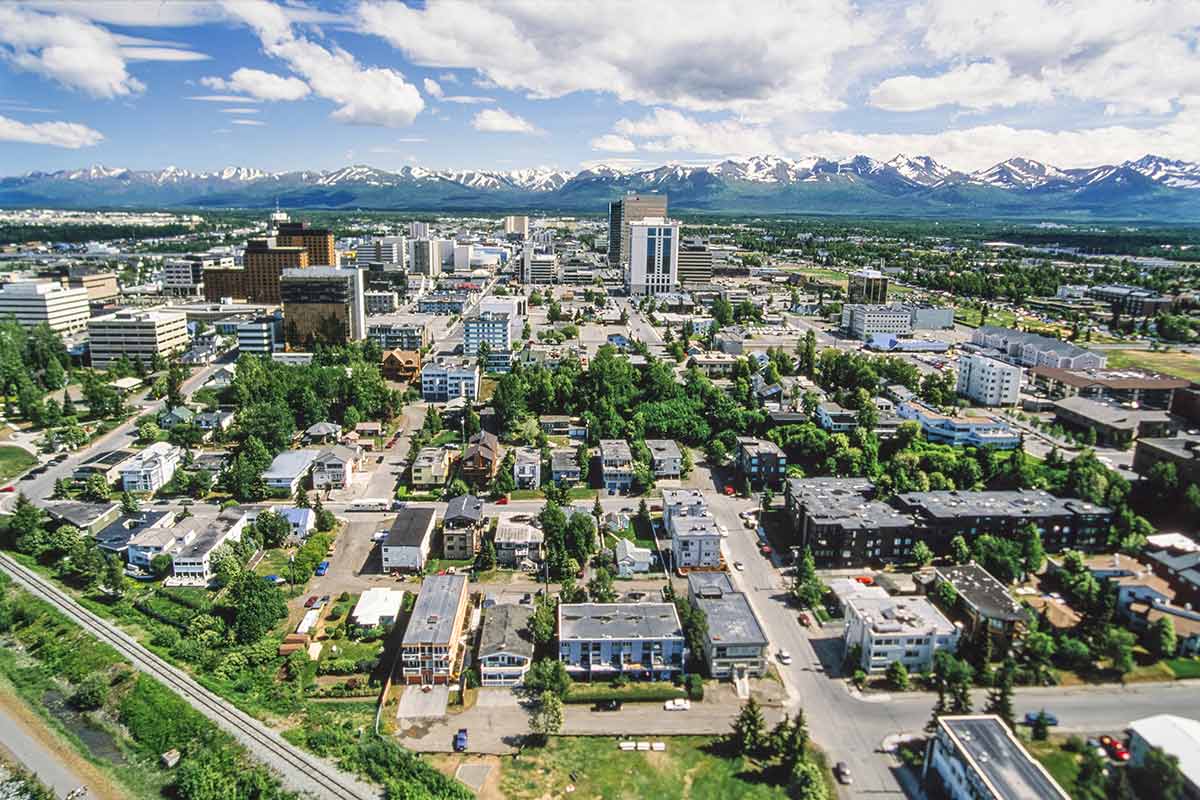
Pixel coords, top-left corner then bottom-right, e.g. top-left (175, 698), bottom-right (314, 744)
top-left (798, 612), bottom-right (811, 627)
top-left (834, 762), bottom-right (852, 785)
top-left (733, 561), bottom-right (745, 571)
top-left (592, 700), bottom-right (623, 712)
top-left (520, 593), bottom-right (532, 604)
top-left (315, 561), bottom-right (330, 577)
top-left (263, 574), bottom-right (283, 584)
top-left (304, 595), bottom-right (318, 608)
top-left (454, 729), bottom-right (468, 752)
top-left (723, 485), bottom-right (735, 496)
top-left (320, 595), bottom-right (331, 605)
top-left (739, 509), bottom-right (758, 519)
top-left (496, 496), bottom-right (509, 505)
top-left (854, 575), bottom-right (874, 585)
top-left (777, 650), bottom-right (793, 665)
top-left (1100, 735), bottom-right (1131, 762)
top-left (1024, 710), bottom-right (1058, 726)
top-left (663, 698), bottom-right (691, 711)
top-left (1086, 738), bottom-right (1108, 759)
top-left (0, 486), bottom-right (13, 493)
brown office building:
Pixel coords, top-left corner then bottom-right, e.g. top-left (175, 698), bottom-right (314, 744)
top-left (244, 238), bottom-right (308, 304)
top-left (276, 221), bottom-right (335, 267)
top-left (608, 192), bottom-right (667, 266)
top-left (203, 266), bottom-right (248, 302)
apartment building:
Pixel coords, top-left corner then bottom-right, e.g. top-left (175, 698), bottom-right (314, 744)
top-left (972, 327), bottom-right (1107, 370)
top-left (119, 442), bottom-right (182, 493)
top-left (170, 510), bottom-right (249, 582)
top-left (164, 254), bottom-right (232, 297)
top-left (522, 248), bottom-right (557, 284)
top-left (957, 352), bottom-right (1023, 406)
top-left (368, 319), bottom-right (430, 350)
top-left (844, 592), bottom-right (959, 674)
top-left (926, 716), bottom-right (1070, 800)
top-left (87, 308), bottom-right (189, 370)
top-left (896, 402), bottom-right (1021, 449)
top-left (599, 439), bottom-right (634, 493)
top-left (411, 446), bottom-right (453, 488)
top-left (463, 311), bottom-right (512, 372)
top-left (687, 573), bottom-right (768, 678)
top-left (280, 267), bottom-right (365, 346)
top-left (670, 514), bottom-right (725, 570)
top-left (557, 602), bottom-right (685, 681)
top-left (513, 447), bottom-right (541, 490)
top-left (0, 281), bottom-right (90, 334)
top-left (662, 489), bottom-right (708, 529)
top-left (401, 573), bottom-right (469, 685)
top-left (735, 437), bottom-right (787, 488)
top-left (417, 293), bottom-right (467, 315)
top-left (932, 564), bottom-right (1029, 640)
top-left (645, 439), bottom-right (683, 478)
top-left (421, 359), bottom-right (480, 402)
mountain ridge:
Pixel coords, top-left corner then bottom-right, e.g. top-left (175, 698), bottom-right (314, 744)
top-left (5, 153), bottom-right (1200, 220)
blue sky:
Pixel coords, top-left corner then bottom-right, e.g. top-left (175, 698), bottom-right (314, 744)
top-left (1, 0), bottom-right (1199, 175)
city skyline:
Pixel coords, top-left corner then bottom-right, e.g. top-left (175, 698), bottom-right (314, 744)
top-left (1, 0), bottom-right (1200, 175)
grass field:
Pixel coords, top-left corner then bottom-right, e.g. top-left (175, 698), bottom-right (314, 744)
top-left (498, 736), bottom-right (797, 800)
top-left (1166, 658), bottom-right (1200, 679)
top-left (1026, 738), bottom-right (1081, 795)
top-left (0, 446), bottom-right (36, 484)
top-left (1104, 349), bottom-right (1200, 382)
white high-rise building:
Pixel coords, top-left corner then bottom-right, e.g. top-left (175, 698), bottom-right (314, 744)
top-left (0, 281), bottom-right (90, 334)
top-left (408, 221), bottom-right (429, 239)
top-left (368, 236), bottom-right (406, 266)
top-left (408, 239), bottom-right (442, 277)
top-left (522, 248), bottom-right (557, 284)
top-left (453, 244), bottom-right (474, 271)
top-left (625, 218), bottom-right (679, 296)
top-left (503, 215), bottom-right (529, 238)
top-left (956, 352), bottom-right (1023, 406)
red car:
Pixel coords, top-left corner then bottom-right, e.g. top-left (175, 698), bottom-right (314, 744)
top-left (760, 545), bottom-right (772, 556)
top-left (0, 485), bottom-right (13, 493)
top-left (304, 595), bottom-right (318, 608)
top-left (1100, 736), bottom-right (1131, 762)
top-left (496, 496), bottom-right (509, 505)
top-left (855, 576), bottom-right (875, 586)
top-left (798, 612), bottom-right (812, 626)
top-left (723, 485), bottom-right (735, 496)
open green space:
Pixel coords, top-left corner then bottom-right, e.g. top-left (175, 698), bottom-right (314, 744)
top-left (498, 736), bottom-right (796, 800)
top-left (0, 446), bottom-right (36, 484)
top-left (1104, 349), bottom-right (1200, 382)
top-left (1026, 738), bottom-right (1081, 795)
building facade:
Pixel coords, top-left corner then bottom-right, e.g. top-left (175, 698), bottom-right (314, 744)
top-left (608, 192), bottom-right (668, 267)
top-left (956, 352), bottom-right (1022, 406)
top-left (421, 359), bottom-right (480, 402)
top-left (557, 602), bottom-right (685, 681)
top-left (626, 218), bottom-right (680, 296)
top-left (401, 573), bottom-right (469, 685)
top-left (87, 308), bottom-right (189, 370)
top-left (0, 281), bottom-right (90, 334)
top-left (280, 266), bottom-right (366, 347)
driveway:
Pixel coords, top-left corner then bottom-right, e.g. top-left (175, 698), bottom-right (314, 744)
top-left (397, 685), bottom-right (450, 723)
top-left (404, 688), bottom-right (526, 755)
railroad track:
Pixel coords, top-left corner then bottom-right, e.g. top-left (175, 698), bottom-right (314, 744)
top-left (0, 553), bottom-right (378, 800)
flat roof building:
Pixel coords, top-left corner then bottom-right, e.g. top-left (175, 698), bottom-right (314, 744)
top-left (280, 266), bottom-right (365, 346)
top-left (0, 281), bottom-right (90, 335)
top-left (687, 573), bottom-right (768, 678)
top-left (87, 307), bottom-right (189, 370)
top-left (382, 507), bottom-right (437, 573)
top-left (845, 592), bottom-right (960, 674)
top-left (557, 602), bottom-right (685, 681)
top-left (926, 715), bottom-right (1070, 800)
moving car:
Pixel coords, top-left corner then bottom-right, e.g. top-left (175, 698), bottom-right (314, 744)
top-left (454, 728), bottom-right (468, 752)
top-left (592, 700), bottom-right (622, 712)
top-left (1024, 710), bottom-right (1059, 726)
top-left (834, 762), bottom-right (852, 785)
top-left (777, 650), bottom-right (793, 665)
top-left (315, 561), bottom-right (330, 577)
top-left (304, 595), bottom-right (318, 608)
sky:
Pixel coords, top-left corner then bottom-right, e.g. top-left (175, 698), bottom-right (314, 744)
top-left (1, 0), bottom-right (1200, 176)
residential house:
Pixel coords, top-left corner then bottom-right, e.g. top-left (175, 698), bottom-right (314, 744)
top-left (687, 573), bottom-right (768, 679)
top-left (557, 602), bottom-right (686, 681)
top-left (461, 431), bottom-right (501, 486)
top-left (932, 564), bottom-right (1025, 640)
top-left (351, 588), bottom-right (405, 628)
top-left (495, 514), bottom-right (544, 568)
top-left (478, 604), bottom-right (535, 687)
top-left (157, 406), bottom-right (195, 430)
top-left (844, 591), bottom-right (960, 674)
top-left (513, 447), bottom-right (541, 490)
top-left (600, 439), bottom-right (634, 494)
top-left (443, 494), bottom-right (485, 559)
top-left (645, 439), bottom-right (684, 479)
top-left (382, 507), bottom-right (437, 573)
top-left (119, 442), bottom-right (182, 493)
top-left (170, 510), bottom-right (250, 582)
top-left (816, 402), bottom-right (858, 433)
top-left (670, 514), bottom-right (725, 570)
top-left (311, 445), bottom-right (361, 490)
top-left (261, 449), bottom-right (319, 494)
top-left (550, 448), bottom-right (581, 484)
top-left (613, 538), bottom-right (654, 576)
top-left (401, 573), bottom-right (469, 685)
top-left (381, 349), bottom-right (421, 382)
top-left (303, 421), bottom-right (342, 444)
top-left (195, 410), bottom-right (234, 436)
top-left (539, 415), bottom-right (588, 440)
top-left (735, 437), bottom-right (787, 488)
top-left (411, 446), bottom-right (453, 488)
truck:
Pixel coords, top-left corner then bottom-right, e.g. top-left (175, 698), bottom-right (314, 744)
top-left (348, 498), bottom-right (392, 512)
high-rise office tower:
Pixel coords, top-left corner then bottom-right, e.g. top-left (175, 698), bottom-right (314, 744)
top-left (243, 237), bottom-right (308, 304)
top-left (408, 221), bottom-right (430, 239)
top-left (503, 215), bottom-right (529, 238)
top-left (608, 192), bottom-right (667, 266)
top-left (408, 240), bottom-right (442, 277)
top-left (626, 218), bottom-right (679, 296)
top-left (275, 221), bottom-right (335, 266)
top-left (280, 267), bottom-right (366, 347)
top-left (677, 239), bottom-right (713, 286)
top-left (848, 269), bottom-right (889, 305)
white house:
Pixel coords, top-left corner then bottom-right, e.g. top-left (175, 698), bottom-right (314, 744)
top-left (513, 446), bottom-right (541, 490)
top-left (478, 604), bottom-right (535, 686)
top-left (670, 515), bottom-right (725, 570)
top-left (381, 508), bottom-right (436, 572)
top-left (170, 511), bottom-right (249, 583)
top-left (351, 587), bottom-right (405, 628)
top-left (844, 592), bottom-right (960, 674)
top-left (261, 449), bottom-right (319, 494)
top-left (311, 445), bottom-right (361, 490)
top-left (613, 537), bottom-right (654, 576)
top-left (120, 442), bottom-right (182, 493)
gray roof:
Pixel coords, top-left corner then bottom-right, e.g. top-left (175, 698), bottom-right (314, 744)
top-left (305, 421), bottom-right (342, 436)
top-left (1054, 395), bottom-right (1171, 428)
top-left (385, 507), bottom-right (437, 548)
top-left (688, 572), bottom-right (735, 598)
top-left (94, 510), bottom-right (171, 552)
top-left (550, 449), bottom-right (578, 471)
top-left (1138, 434), bottom-right (1200, 464)
top-left (262, 449), bottom-right (319, 480)
top-left (644, 439), bottom-right (682, 460)
top-left (444, 494), bottom-right (484, 525)
top-left (599, 439), bottom-right (632, 460)
top-left (939, 716), bottom-right (1070, 800)
top-left (896, 489), bottom-right (1110, 521)
top-left (403, 573), bottom-right (468, 646)
top-left (478, 604), bottom-right (534, 659)
top-left (78, 448), bottom-right (136, 469)
top-left (936, 564), bottom-right (1025, 622)
top-left (976, 326), bottom-right (1099, 360)
top-left (788, 477), bottom-right (913, 531)
top-left (41, 500), bottom-right (120, 530)
top-left (558, 602), bottom-right (683, 641)
top-left (696, 591), bottom-right (768, 648)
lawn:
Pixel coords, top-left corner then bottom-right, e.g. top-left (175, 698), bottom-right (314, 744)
top-left (0, 445), bottom-right (36, 484)
top-left (1026, 738), bottom-right (1082, 796)
top-left (425, 558), bottom-right (474, 574)
top-left (498, 736), bottom-right (794, 800)
top-left (1104, 349), bottom-right (1200, 383)
top-left (1166, 657), bottom-right (1200, 679)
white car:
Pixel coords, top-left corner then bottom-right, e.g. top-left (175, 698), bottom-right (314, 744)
top-left (663, 698), bottom-right (691, 711)
top-left (739, 509), bottom-right (758, 519)
top-left (733, 561), bottom-right (745, 571)
top-left (777, 650), bottom-right (793, 665)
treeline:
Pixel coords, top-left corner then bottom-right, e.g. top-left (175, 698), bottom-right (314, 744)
top-left (0, 223), bottom-right (200, 244)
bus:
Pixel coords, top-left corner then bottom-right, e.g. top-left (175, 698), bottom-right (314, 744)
top-left (348, 498), bottom-right (392, 512)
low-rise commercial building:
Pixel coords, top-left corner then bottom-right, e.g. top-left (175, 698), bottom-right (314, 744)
top-left (925, 715), bottom-right (1070, 800)
top-left (1053, 395), bottom-right (1173, 447)
top-left (401, 573), bottom-right (469, 685)
top-left (87, 308), bottom-right (189, 370)
top-left (687, 573), bottom-right (767, 678)
top-left (557, 602), bottom-right (686, 681)
top-left (1030, 366), bottom-right (1188, 410)
top-left (844, 592), bottom-right (960, 674)
top-left (897, 402), bottom-right (1021, 449)
top-left (382, 507), bottom-right (437, 573)
top-left (0, 281), bottom-right (90, 334)
top-left (1134, 434), bottom-right (1200, 486)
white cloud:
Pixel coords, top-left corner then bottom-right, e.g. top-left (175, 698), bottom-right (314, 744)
top-left (187, 95), bottom-right (260, 104)
top-left (231, 119), bottom-right (266, 127)
top-left (783, 110), bottom-right (1200, 171)
top-left (357, 0), bottom-right (874, 120)
top-left (422, 77), bottom-right (443, 98)
top-left (120, 46), bottom-right (209, 62)
top-left (590, 134), bottom-right (636, 152)
top-left (610, 109), bottom-right (778, 155)
top-left (471, 107), bottom-right (540, 133)
top-left (0, 5), bottom-right (144, 98)
top-left (22, 1), bottom-right (343, 28)
top-left (201, 68), bottom-right (311, 101)
top-left (222, 0), bottom-right (424, 127)
top-left (220, 108), bottom-right (260, 114)
top-left (869, 61), bottom-right (1052, 112)
top-left (0, 114), bottom-right (103, 148)
top-left (442, 95), bottom-right (493, 104)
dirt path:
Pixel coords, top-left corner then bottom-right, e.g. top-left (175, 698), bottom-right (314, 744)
top-left (0, 688), bottom-right (127, 800)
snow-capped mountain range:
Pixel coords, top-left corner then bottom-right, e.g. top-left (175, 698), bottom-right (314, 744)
top-left (5, 154), bottom-right (1200, 220)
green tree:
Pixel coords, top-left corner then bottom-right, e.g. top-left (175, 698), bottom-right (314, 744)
top-left (294, 485), bottom-right (311, 509)
top-left (253, 509), bottom-right (292, 549)
top-left (229, 571), bottom-right (287, 644)
top-left (524, 659), bottom-right (571, 699)
top-left (477, 537), bottom-right (496, 571)
top-left (1150, 615), bottom-right (1178, 659)
top-left (70, 671), bottom-right (110, 710)
top-left (950, 535), bottom-right (971, 565)
top-left (985, 658), bottom-right (1016, 729)
top-left (586, 566), bottom-right (616, 603)
top-left (1031, 711), bottom-right (1051, 741)
top-left (1075, 748), bottom-right (1109, 800)
top-left (788, 761), bottom-right (828, 800)
top-left (530, 690), bottom-right (564, 741)
top-left (104, 553), bottom-right (125, 598)
top-left (912, 540), bottom-right (934, 567)
top-left (1020, 521), bottom-right (1045, 576)
top-left (82, 474), bottom-right (111, 502)
top-left (790, 547), bottom-right (824, 608)
top-left (730, 697), bottom-right (766, 757)
top-left (886, 660), bottom-right (910, 691)
top-left (529, 594), bottom-right (558, 647)
top-left (149, 553), bottom-right (172, 579)
top-left (1103, 627), bottom-right (1136, 674)
top-left (1131, 746), bottom-right (1185, 800)
top-left (120, 491), bottom-right (140, 516)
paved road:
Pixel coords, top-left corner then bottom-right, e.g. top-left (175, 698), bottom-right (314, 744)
top-left (0, 696), bottom-right (93, 798)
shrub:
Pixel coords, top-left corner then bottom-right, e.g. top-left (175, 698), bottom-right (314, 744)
top-left (685, 674), bottom-right (704, 701)
top-left (564, 682), bottom-right (685, 704)
top-left (70, 671), bottom-right (110, 710)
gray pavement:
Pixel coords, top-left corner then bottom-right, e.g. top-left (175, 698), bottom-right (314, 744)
top-left (0, 698), bottom-right (91, 799)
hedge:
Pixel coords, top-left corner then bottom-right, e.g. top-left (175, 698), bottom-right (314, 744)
top-left (564, 681), bottom-right (686, 704)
